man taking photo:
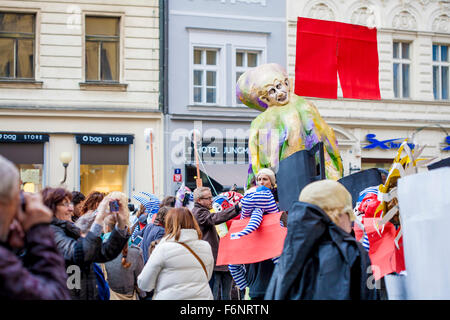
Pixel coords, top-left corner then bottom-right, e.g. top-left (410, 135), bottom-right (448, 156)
top-left (0, 155), bottom-right (70, 300)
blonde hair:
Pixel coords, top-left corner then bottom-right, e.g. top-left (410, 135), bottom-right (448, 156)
top-left (256, 168), bottom-right (276, 187)
top-left (299, 180), bottom-right (355, 225)
top-left (164, 207), bottom-right (202, 241)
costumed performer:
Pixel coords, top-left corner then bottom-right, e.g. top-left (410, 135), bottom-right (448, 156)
top-left (228, 185), bottom-right (281, 292)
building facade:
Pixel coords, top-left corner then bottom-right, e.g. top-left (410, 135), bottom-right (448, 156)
top-left (0, 0), bottom-right (164, 198)
top-left (165, 0), bottom-right (286, 195)
top-left (287, 0), bottom-right (450, 175)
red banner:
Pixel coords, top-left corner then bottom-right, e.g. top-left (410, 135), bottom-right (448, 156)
top-left (216, 213), bottom-right (287, 266)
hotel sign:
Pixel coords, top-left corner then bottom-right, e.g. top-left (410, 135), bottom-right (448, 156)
top-left (185, 138), bottom-right (249, 164)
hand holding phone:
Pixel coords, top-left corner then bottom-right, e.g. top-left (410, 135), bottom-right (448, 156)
top-left (109, 200), bottom-right (120, 213)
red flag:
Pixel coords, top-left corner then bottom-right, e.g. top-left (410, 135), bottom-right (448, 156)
top-left (217, 213), bottom-right (287, 266)
top-left (295, 17), bottom-right (380, 100)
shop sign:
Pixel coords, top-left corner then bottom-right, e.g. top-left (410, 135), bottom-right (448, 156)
top-left (0, 132), bottom-right (49, 143)
top-left (173, 168), bottom-right (182, 182)
top-left (185, 138), bottom-right (249, 164)
top-left (363, 134), bottom-right (415, 150)
top-left (444, 136), bottom-right (450, 151)
top-left (76, 134), bottom-right (134, 145)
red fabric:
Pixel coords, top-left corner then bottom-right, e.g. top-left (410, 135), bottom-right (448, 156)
top-left (353, 222), bottom-right (364, 242)
top-left (364, 218), bottom-right (405, 280)
top-left (295, 17), bottom-right (380, 100)
top-left (296, 17), bottom-right (338, 99)
top-left (337, 22), bottom-right (380, 99)
top-left (217, 213), bottom-right (287, 266)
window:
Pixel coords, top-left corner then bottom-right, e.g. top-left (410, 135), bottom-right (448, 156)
top-left (0, 13), bottom-right (35, 80)
top-left (393, 42), bottom-right (411, 98)
top-left (433, 44), bottom-right (449, 100)
top-left (235, 50), bottom-right (260, 105)
top-left (192, 48), bottom-right (219, 104)
top-left (80, 144), bottom-right (129, 194)
top-left (85, 16), bottom-right (120, 82)
top-left (188, 29), bottom-right (267, 107)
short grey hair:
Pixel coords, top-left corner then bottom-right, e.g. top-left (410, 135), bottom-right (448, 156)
top-left (0, 155), bottom-right (19, 203)
top-left (193, 187), bottom-right (211, 202)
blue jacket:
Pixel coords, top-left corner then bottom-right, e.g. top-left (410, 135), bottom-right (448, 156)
top-left (137, 223), bottom-right (165, 264)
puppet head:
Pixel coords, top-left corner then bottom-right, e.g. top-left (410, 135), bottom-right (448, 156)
top-left (222, 191), bottom-right (243, 205)
top-left (299, 180), bottom-right (355, 232)
top-left (212, 195), bottom-right (233, 213)
top-left (236, 63), bottom-right (291, 112)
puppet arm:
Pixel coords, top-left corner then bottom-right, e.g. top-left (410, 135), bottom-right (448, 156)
top-left (228, 264), bottom-right (248, 289)
top-left (230, 208), bottom-right (263, 239)
top-left (299, 99), bottom-right (343, 179)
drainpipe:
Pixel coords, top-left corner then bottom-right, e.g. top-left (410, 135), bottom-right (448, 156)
top-left (159, 0), bottom-right (168, 114)
top-left (159, 0), bottom-right (171, 196)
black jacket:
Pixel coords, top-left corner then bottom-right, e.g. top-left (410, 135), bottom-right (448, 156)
top-left (265, 201), bottom-right (379, 300)
top-left (50, 218), bottom-right (129, 300)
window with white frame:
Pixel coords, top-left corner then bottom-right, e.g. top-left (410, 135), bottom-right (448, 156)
top-left (433, 44), bottom-right (449, 100)
top-left (189, 29), bottom-right (267, 107)
top-left (235, 50), bottom-right (260, 105)
top-left (393, 41), bottom-right (411, 99)
top-left (193, 48), bottom-right (219, 105)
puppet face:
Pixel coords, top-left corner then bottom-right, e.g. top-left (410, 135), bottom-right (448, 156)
top-left (259, 77), bottom-right (290, 107)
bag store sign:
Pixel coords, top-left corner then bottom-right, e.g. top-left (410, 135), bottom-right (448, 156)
top-left (0, 132), bottom-right (49, 143)
top-left (76, 134), bottom-right (134, 145)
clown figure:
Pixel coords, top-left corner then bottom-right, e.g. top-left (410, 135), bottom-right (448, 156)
top-left (236, 63), bottom-right (343, 188)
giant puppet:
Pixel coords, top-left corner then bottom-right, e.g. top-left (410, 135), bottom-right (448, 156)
top-left (236, 63), bottom-right (343, 189)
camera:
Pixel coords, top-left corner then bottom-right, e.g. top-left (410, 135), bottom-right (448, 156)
top-left (128, 203), bottom-right (135, 212)
top-left (109, 200), bottom-right (120, 213)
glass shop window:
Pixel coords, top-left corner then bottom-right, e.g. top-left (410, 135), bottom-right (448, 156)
top-left (0, 12), bottom-right (35, 79)
top-left (85, 16), bottom-right (120, 82)
top-left (80, 145), bottom-right (129, 195)
top-left (0, 143), bottom-right (44, 192)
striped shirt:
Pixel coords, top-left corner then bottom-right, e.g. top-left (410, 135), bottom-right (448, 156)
top-left (234, 186), bottom-right (279, 238)
top-left (228, 186), bottom-right (280, 289)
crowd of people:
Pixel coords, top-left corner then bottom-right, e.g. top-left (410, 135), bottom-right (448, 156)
top-left (0, 153), bottom-right (383, 300)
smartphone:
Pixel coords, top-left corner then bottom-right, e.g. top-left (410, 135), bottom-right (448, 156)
top-left (109, 200), bottom-right (120, 213)
top-left (132, 235), bottom-right (143, 247)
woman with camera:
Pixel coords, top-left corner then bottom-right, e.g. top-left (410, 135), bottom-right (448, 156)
top-left (43, 188), bottom-right (129, 300)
